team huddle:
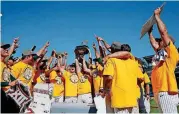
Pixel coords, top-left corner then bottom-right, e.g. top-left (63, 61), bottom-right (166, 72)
top-left (1, 6), bottom-right (179, 114)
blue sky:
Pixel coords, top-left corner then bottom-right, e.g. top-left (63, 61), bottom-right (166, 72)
top-left (1, 1), bottom-right (179, 64)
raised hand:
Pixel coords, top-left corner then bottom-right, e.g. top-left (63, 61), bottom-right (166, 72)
top-left (154, 7), bottom-right (161, 16)
top-left (14, 43), bottom-right (19, 49)
top-left (58, 54), bottom-right (62, 58)
top-left (13, 37), bottom-right (19, 44)
top-left (64, 52), bottom-right (68, 57)
top-left (13, 37), bottom-right (19, 48)
top-left (92, 42), bottom-right (96, 49)
top-left (148, 26), bottom-right (153, 35)
top-left (97, 37), bottom-right (103, 41)
top-left (42, 49), bottom-right (48, 56)
top-left (45, 41), bottom-right (50, 48)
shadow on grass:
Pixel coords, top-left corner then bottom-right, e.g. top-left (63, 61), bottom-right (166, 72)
top-left (150, 98), bottom-right (179, 113)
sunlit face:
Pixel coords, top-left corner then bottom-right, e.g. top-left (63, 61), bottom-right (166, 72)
top-left (0, 48), bottom-right (9, 57)
top-left (57, 71), bottom-right (62, 76)
top-left (7, 60), bottom-right (14, 66)
top-left (25, 55), bottom-right (35, 66)
top-left (95, 61), bottom-right (99, 67)
top-left (69, 66), bottom-right (75, 73)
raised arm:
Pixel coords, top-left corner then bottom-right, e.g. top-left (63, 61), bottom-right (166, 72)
top-left (63, 52), bottom-right (68, 68)
top-left (95, 35), bottom-right (105, 58)
top-left (75, 59), bottom-right (81, 74)
top-left (103, 51), bottom-right (131, 63)
top-left (102, 46), bottom-right (107, 57)
top-left (86, 48), bottom-right (92, 65)
top-left (46, 57), bottom-right (61, 76)
top-left (58, 54), bottom-right (63, 67)
top-left (36, 41), bottom-right (50, 56)
top-left (97, 37), bottom-right (111, 52)
top-left (47, 50), bottom-right (56, 70)
top-left (82, 57), bottom-right (91, 74)
top-left (8, 37), bottom-right (19, 56)
top-left (154, 7), bottom-right (171, 46)
top-left (36, 49), bottom-right (48, 66)
top-left (92, 43), bottom-right (100, 59)
top-left (148, 27), bottom-right (159, 52)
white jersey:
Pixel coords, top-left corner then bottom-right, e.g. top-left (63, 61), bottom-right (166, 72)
top-left (25, 83), bottom-right (53, 113)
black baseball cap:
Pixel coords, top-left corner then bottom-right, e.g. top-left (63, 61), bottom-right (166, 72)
top-left (70, 63), bottom-right (76, 67)
top-left (1, 43), bottom-right (10, 49)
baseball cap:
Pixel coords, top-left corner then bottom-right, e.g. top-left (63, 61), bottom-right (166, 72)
top-left (22, 50), bottom-right (39, 60)
top-left (22, 50), bottom-right (35, 56)
top-left (70, 63), bottom-right (76, 67)
top-left (1, 43), bottom-right (10, 49)
top-left (110, 42), bottom-right (122, 51)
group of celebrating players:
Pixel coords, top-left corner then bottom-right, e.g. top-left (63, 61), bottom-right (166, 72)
top-left (1, 6), bottom-right (179, 113)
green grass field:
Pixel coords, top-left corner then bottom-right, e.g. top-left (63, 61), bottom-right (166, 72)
top-left (150, 98), bottom-right (179, 113)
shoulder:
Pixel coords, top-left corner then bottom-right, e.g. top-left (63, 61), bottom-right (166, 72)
top-left (106, 58), bottom-right (117, 63)
top-left (12, 61), bottom-right (25, 69)
top-left (165, 41), bottom-right (178, 54)
top-left (1, 61), bottom-right (6, 69)
top-left (50, 70), bottom-right (57, 76)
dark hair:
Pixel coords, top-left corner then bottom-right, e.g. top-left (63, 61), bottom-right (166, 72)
top-left (39, 62), bottom-right (47, 70)
top-left (141, 66), bottom-right (146, 74)
top-left (111, 48), bottom-right (121, 53)
top-left (70, 63), bottom-right (76, 68)
top-left (121, 44), bottom-right (131, 52)
top-left (21, 55), bottom-right (28, 60)
top-left (155, 38), bottom-right (162, 43)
